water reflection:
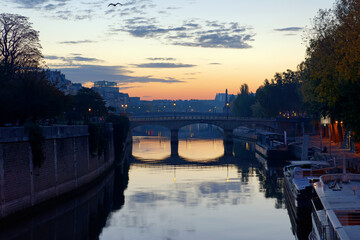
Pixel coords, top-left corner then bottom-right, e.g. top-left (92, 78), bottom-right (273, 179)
top-left (101, 133), bottom-right (293, 240)
top-left (132, 137), bottom-right (225, 163)
top-left (0, 124), bottom-right (295, 240)
top-left (132, 124), bottom-right (225, 163)
top-left (0, 163), bottom-right (130, 240)
top-left (132, 136), bottom-right (171, 161)
top-left (179, 139), bottom-right (224, 162)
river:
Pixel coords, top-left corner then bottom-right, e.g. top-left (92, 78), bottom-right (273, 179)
top-left (0, 124), bottom-right (298, 240)
top-left (100, 124), bottom-right (294, 240)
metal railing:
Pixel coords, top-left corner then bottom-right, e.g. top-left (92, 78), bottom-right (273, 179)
top-left (131, 115), bottom-right (275, 122)
top-left (311, 197), bottom-right (328, 240)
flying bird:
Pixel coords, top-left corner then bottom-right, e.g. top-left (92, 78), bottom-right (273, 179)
top-left (108, 2), bottom-right (123, 7)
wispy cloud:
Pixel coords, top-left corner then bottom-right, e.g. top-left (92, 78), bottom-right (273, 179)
top-left (209, 62), bottom-right (221, 65)
top-left (134, 63), bottom-right (196, 68)
top-left (184, 72), bottom-right (200, 75)
top-left (43, 2), bottom-right (66, 10)
top-left (13, 0), bottom-right (48, 8)
top-left (274, 27), bottom-right (303, 32)
top-left (45, 54), bottom-right (103, 64)
top-left (50, 64), bottom-right (185, 84)
top-left (58, 40), bottom-right (97, 44)
top-left (146, 57), bottom-right (176, 61)
top-left (52, 9), bottom-right (94, 20)
top-left (110, 18), bottom-right (255, 49)
top-left (11, 0), bottom-right (70, 10)
top-left (46, 53), bottom-right (185, 86)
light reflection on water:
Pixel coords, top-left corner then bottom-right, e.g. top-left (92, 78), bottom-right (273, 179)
top-left (132, 136), bottom-right (225, 162)
top-left (100, 134), bottom-right (294, 240)
top-left (179, 138), bottom-right (224, 162)
top-left (132, 136), bottom-right (171, 161)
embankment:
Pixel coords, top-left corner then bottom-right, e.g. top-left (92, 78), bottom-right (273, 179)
top-left (0, 124), bottom-right (115, 219)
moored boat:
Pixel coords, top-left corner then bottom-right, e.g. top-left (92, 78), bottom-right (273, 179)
top-left (283, 161), bottom-right (330, 223)
top-left (255, 132), bottom-right (290, 166)
top-left (309, 173), bottom-right (360, 240)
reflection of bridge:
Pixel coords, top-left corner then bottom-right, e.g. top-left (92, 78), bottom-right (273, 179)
top-left (129, 116), bottom-right (277, 156)
top-left (128, 152), bottom-right (243, 167)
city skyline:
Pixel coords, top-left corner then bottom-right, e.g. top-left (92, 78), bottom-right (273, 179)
top-left (3, 0), bottom-right (334, 100)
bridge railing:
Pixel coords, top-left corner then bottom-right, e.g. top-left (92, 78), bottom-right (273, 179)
top-left (130, 116), bottom-right (275, 121)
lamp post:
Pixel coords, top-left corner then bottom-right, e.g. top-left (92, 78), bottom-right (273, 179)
top-left (86, 108), bottom-right (91, 122)
top-left (226, 102), bottom-right (229, 119)
top-left (173, 102), bottom-right (176, 118)
top-left (121, 104), bottom-right (128, 113)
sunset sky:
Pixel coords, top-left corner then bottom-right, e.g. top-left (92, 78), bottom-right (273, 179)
top-left (3, 0), bottom-right (334, 100)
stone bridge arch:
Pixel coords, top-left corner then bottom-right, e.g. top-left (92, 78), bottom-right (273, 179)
top-left (129, 116), bottom-right (277, 157)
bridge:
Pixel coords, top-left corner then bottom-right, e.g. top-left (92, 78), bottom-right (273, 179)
top-left (129, 115), bottom-right (278, 156)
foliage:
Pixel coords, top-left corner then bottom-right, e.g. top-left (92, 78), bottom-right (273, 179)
top-left (251, 101), bottom-right (266, 118)
top-left (70, 88), bottom-right (108, 122)
top-left (0, 13), bottom-right (42, 82)
top-left (254, 70), bottom-right (303, 118)
top-left (0, 70), bottom-right (70, 125)
top-left (0, 14), bottom-right (70, 126)
top-left (231, 84), bottom-right (256, 117)
top-left (24, 122), bottom-right (45, 168)
top-left (301, 0), bottom-right (360, 137)
top-left (88, 123), bottom-right (108, 158)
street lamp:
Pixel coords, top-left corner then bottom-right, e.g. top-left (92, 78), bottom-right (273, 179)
top-left (226, 102), bottom-right (229, 119)
top-left (173, 102), bottom-right (176, 118)
top-left (121, 104), bottom-right (128, 113)
top-left (86, 108), bottom-right (91, 122)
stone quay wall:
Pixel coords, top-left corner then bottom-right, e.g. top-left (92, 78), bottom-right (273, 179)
top-left (0, 124), bottom-right (115, 219)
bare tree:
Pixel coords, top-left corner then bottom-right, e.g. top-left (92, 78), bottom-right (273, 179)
top-left (0, 13), bottom-right (42, 79)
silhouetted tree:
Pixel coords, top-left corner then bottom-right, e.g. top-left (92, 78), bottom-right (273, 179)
top-left (0, 70), bottom-right (70, 125)
top-left (253, 70), bottom-right (303, 118)
top-left (0, 13), bottom-right (42, 83)
top-left (72, 88), bottom-right (108, 121)
top-left (0, 14), bottom-right (70, 125)
top-left (232, 83), bottom-right (255, 117)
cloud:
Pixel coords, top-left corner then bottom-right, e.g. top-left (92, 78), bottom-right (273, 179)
top-left (118, 86), bottom-right (136, 90)
top-left (44, 2), bottom-right (66, 10)
top-left (184, 72), bottom-right (200, 75)
top-left (45, 55), bottom-right (62, 60)
top-left (71, 56), bottom-right (102, 62)
top-left (47, 63), bottom-right (184, 85)
top-left (209, 63), bottom-right (221, 65)
top-left (12, 0), bottom-right (48, 8)
top-left (274, 27), bottom-right (303, 32)
top-left (11, 0), bottom-right (69, 9)
top-left (146, 57), bottom-right (176, 61)
top-left (283, 33), bottom-right (297, 36)
top-left (58, 40), bottom-right (97, 44)
top-left (110, 18), bottom-right (255, 49)
top-left (44, 54), bottom-right (102, 64)
top-left (167, 6), bottom-right (180, 10)
top-left (53, 9), bottom-right (94, 21)
top-left (134, 63), bottom-right (196, 68)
